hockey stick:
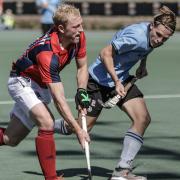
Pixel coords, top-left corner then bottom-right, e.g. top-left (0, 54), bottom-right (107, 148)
top-left (82, 113), bottom-right (92, 180)
top-left (101, 76), bottom-right (138, 109)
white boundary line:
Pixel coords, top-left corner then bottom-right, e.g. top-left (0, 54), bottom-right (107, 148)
top-left (1, 94), bottom-right (180, 105)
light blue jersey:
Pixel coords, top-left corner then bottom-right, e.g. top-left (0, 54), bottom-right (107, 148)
top-left (36, 0), bottom-right (60, 24)
top-left (89, 22), bottom-right (153, 87)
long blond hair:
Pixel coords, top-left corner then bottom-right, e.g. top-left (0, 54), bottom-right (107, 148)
top-left (154, 5), bottom-right (176, 33)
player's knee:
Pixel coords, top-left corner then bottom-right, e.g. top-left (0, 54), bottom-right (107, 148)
top-left (38, 120), bottom-right (54, 130)
top-left (139, 113), bottom-right (151, 127)
top-left (35, 113), bottom-right (54, 130)
top-left (134, 112), bottom-right (151, 128)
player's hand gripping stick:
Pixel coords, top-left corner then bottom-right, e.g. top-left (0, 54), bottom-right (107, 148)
top-left (101, 77), bottom-right (138, 109)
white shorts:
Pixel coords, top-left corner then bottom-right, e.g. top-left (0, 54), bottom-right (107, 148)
top-left (8, 76), bottom-right (52, 130)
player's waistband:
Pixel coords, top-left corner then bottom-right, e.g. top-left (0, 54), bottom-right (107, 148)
top-left (9, 70), bottom-right (48, 89)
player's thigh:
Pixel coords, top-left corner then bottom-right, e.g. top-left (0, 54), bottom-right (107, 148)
top-left (8, 77), bottom-right (53, 129)
top-left (8, 77), bottom-right (51, 111)
top-left (117, 84), bottom-right (149, 121)
top-left (29, 103), bottom-right (54, 129)
top-left (122, 97), bottom-right (151, 124)
top-left (4, 114), bottom-right (30, 146)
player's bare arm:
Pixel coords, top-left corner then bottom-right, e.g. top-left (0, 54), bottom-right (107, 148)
top-left (75, 55), bottom-right (89, 114)
top-left (100, 45), bottom-right (126, 97)
top-left (47, 82), bottom-right (90, 148)
top-left (76, 55), bottom-right (89, 90)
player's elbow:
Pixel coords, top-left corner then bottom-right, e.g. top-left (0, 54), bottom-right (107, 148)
top-left (100, 48), bottom-right (111, 61)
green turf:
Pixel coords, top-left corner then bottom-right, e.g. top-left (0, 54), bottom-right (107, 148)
top-left (0, 30), bottom-right (180, 180)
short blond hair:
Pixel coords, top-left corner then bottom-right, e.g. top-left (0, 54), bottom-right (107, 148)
top-left (53, 4), bottom-right (81, 26)
top-left (154, 5), bottom-right (176, 33)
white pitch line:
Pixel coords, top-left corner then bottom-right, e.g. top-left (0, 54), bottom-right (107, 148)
top-left (1, 94), bottom-right (180, 105)
top-left (0, 98), bottom-right (74, 105)
top-left (0, 100), bottom-right (14, 105)
top-left (145, 94), bottom-right (180, 99)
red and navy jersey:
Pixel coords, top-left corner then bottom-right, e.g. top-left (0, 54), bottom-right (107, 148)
top-left (12, 28), bottom-right (86, 88)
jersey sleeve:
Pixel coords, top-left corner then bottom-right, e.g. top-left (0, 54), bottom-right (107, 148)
top-left (111, 29), bottom-right (140, 55)
top-left (36, 51), bottom-right (61, 83)
top-left (76, 31), bottom-right (86, 59)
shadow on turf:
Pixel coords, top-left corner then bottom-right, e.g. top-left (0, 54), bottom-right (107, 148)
top-left (57, 166), bottom-right (112, 179)
top-left (23, 166), bottom-right (112, 179)
top-left (146, 173), bottom-right (180, 179)
top-left (21, 140), bottom-right (180, 160)
top-left (23, 169), bottom-right (180, 180)
top-left (23, 171), bottom-right (42, 176)
top-left (57, 168), bottom-right (180, 179)
top-left (0, 121), bottom-right (8, 126)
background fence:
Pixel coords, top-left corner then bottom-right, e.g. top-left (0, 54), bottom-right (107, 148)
top-left (2, 0), bottom-right (180, 16)
top-left (1, 0), bottom-right (180, 29)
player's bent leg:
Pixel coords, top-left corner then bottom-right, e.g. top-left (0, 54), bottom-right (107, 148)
top-left (35, 129), bottom-right (57, 180)
top-left (8, 76), bottom-right (58, 179)
top-left (3, 113), bottom-right (31, 147)
top-left (29, 103), bottom-right (54, 130)
top-left (111, 98), bottom-right (150, 179)
top-left (30, 103), bottom-right (58, 180)
top-left (122, 97), bottom-right (151, 135)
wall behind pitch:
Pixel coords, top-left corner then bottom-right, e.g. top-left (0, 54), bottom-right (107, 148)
top-left (2, 1), bottom-right (180, 16)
